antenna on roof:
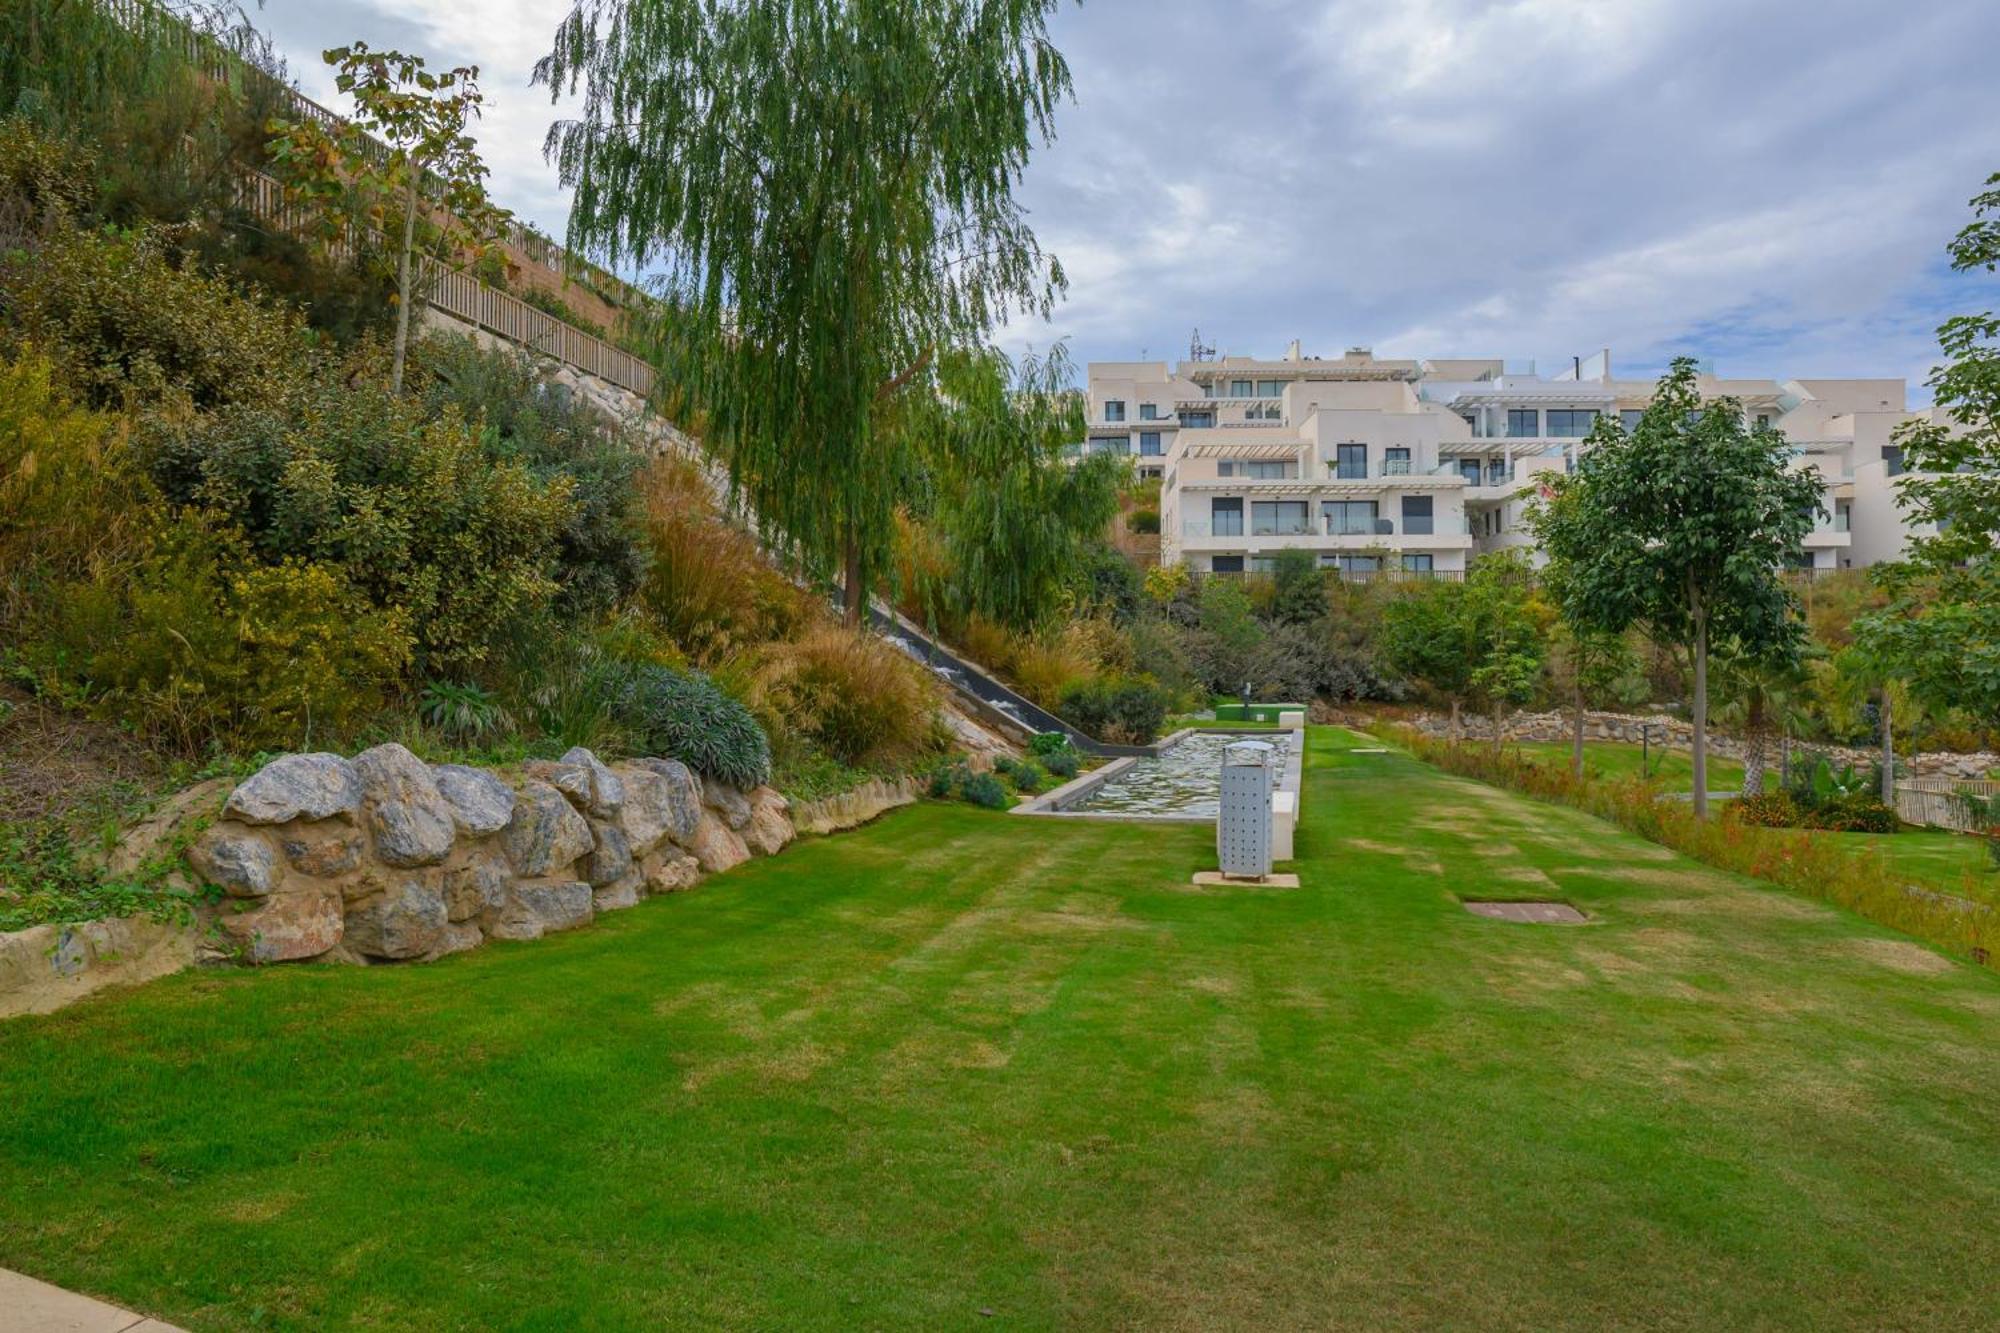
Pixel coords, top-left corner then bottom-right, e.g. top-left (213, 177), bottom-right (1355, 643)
top-left (1189, 328), bottom-right (1215, 362)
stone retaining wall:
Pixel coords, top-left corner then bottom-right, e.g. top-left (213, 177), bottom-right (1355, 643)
top-left (1411, 710), bottom-right (1999, 781)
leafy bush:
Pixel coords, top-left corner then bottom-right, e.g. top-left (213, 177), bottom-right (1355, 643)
top-left (1059, 675), bottom-right (1170, 745)
top-left (1029, 732), bottom-right (1073, 759)
top-left (1800, 792), bottom-right (1900, 833)
top-left (1, 222), bottom-right (307, 410)
top-left (420, 681), bottom-right (512, 743)
top-left (993, 756), bottom-right (1045, 794)
top-left (926, 757), bottom-right (971, 799)
top-left (960, 771), bottom-right (1009, 810)
top-left (635, 456), bottom-right (806, 662)
top-left (1126, 506), bottom-right (1160, 535)
top-left (1043, 749), bottom-right (1079, 780)
top-left (1732, 791), bottom-right (1803, 828)
top-left (615, 664), bottom-right (772, 789)
top-left (0, 818), bottom-right (204, 933)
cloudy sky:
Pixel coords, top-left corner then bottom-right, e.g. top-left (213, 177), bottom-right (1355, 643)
top-left (260, 0), bottom-right (1999, 393)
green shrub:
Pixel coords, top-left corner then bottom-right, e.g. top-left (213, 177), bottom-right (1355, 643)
top-left (0, 222), bottom-right (308, 410)
top-left (1029, 731), bottom-right (1073, 760)
top-left (926, 757), bottom-right (971, 800)
top-left (1800, 792), bottom-right (1900, 833)
top-left (0, 818), bottom-right (204, 933)
top-left (960, 771), bottom-right (1009, 810)
top-left (615, 665), bottom-right (772, 789)
top-left (1059, 675), bottom-right (1169, 744)
top-left (420, 681), bottom-right (512, 743)
top-left (754, 626), bottom-right (938, 768)
top-left (1127, 506), bottom-right (1159, 535)
top-left (1043, 749), bottom-right (1080, 780)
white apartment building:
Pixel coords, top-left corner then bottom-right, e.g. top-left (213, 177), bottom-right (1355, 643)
top-left (1080, 343), bottom-right (1935, 578)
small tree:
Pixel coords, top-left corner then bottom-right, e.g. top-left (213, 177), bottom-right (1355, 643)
top-left (1550, 623), bottom-right (1636, 780)
top-left (268, 43), bottom-right (510, 393)
top-left (1379, 576), bottom-right (1477, 739)
top-left (1532, 358), bottom-right (1819, 816)
top-left (1379, 553), bottom-right (1543, 743)
top-left (1267, 548), bottom-right (1331, 628)
top-left (1711, 645), bottom-right (1808, 796)
top-left (1858, 170), bottom-right (2000, 720)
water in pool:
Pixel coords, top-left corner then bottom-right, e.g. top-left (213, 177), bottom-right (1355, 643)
top-left (1079, 731), bottom-right (1291, 818)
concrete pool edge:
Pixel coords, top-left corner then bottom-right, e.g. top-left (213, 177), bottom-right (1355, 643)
top-left (1009, 724), bottom-right (1306, 830)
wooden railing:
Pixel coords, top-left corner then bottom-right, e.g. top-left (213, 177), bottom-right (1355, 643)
top-left (227, 162), bottom-right (654, 397)
top-left (1894, 779), bottom-right (2000, 832)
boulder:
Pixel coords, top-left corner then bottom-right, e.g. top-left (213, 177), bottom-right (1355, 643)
top-left (217, 885), bottom-right (343, 963)
top-left (344, 877), bottom-right (449, 960)
top-left (742, 786), bottom-right (794, 857)
top-left (354, 744), bottom-right (456, 868)
top-left (612, 763), bottom-right (678, 857)
top-left (441, 853), bottom-right (511, 923)
top-left (279, 824), bottom-right (366, 878)
top-left (704, 781), bottom-right (753, 831)
top-left (503, 779), bottom-right (595, 877)
top-left (484, 879), bottom-right (594, 941)
top-left (640, 850), bottom-right (701, 895)
top-left (559, 747), bottom-right (626, 818)
top-left (431, 764), bottom-right (516, 837)
top-left (686, 808), bottom-right (750, 874)
top-left (584, 820), bottom-right (633, 887)
top-left (430, 922), bottom-right (484, 959)
top-left (186, 824), bottom-right (282, 898)
top-left (593, 871), bottom-right (643, 912)
top-left (224, 754), bottom-right (362, 826)
top-left (629, 758), bottom-right (702, 844)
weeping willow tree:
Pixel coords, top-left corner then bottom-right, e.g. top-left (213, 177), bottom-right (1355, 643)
top-left (536, 0), bottom-right (1071, 623)
top-left (909, 343), bottom-right (1121, 631)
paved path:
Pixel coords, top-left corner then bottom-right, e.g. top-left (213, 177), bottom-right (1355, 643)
top-left (0, 1268), bottom-right (185, 1332)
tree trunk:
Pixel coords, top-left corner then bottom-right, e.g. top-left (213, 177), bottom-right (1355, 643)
top-left (1491, 698), bottom-right (1505, 755)
top-left (842, 534), bottom-right (865, 629)
top-left (1448, 697), bottom-right (1461, 744)
top-left (390, 177), bottom-right (419, 395)
top-left (1690, 605), bottom-right (1709, 819)
top-left (1742, 688), bottom-right (1766, 797)
top-left (1571, 679), bottom-right (1586, 781)
top-left (1880, 689), bottom-right (1895, 806)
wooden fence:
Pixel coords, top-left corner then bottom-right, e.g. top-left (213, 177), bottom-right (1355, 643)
top-left (1894, 779), bottom-right (2000, 833)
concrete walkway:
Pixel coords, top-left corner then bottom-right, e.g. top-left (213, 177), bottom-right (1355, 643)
top-left (0, 1268), bottom-right (185, 1332)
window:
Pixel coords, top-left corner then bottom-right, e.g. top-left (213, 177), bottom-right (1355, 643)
top-left (1320, 554), bottom-right (1381, 577)
top-left (1252, 500), bottom-right (1310, 535)
top-left (1256, 379), bottom-right (1282, 397)
top-left (1546, 409), bottom-right (1598, 438)
top-left (1211, 497), bottom-right (1243, 536)
top-left (1402, 495), bottom-right (1434, 535)
top-left (1323, 500), bottom-right (1378, 536)
top-left (1884, 446), bottom-right (1905, 477)
top-left (1506, 408), bottom-right (1540, 437)
top-left (1103, 399), bottom-right (1125, 422)
top-left (1245, 461), bottom-right (1292, 479)
top-left (1487, 460), bottom-right (1508, 485)
top-left (1247, 401), bottom-right (1282, 420)
top-left (1402, 554), bottom-right (1434, 574)
top-left (1217, 461), bottom-right (1235, 477)
top-left (1755, 413), bottom-right (1771, 429)
top-left (1383, 447), bottom-right (1411, 475)
top-left (1087, 436), bottom-right (1128, 456)
top-left (1211, 555), bottom-right (1244, 574)
top-left (1620, 409), bottom-right (1644, 432)
top-left (1335, 442), bottom-right (1368, 479)
top-left (1139, 431), bottom-right (1163, 457)
top-left (1230, 379), bottom-right (1253, 397)
top-left (1250, 555), bottom-right (1283, 573)
top-left (1179, 410), bottom-right (1214, 428)
top-left (1453, 458), bottom-right (1482, 485)
top-left (1138, 466), bottom-right (1163, 480)
top-left (1139, 402), bottom-right (1159, 420)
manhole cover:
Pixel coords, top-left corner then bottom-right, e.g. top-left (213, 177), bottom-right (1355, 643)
top-left (1463, 900), bottom-right (1586, 923)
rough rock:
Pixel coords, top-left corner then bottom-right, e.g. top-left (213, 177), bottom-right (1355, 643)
top-left (344, 877), bottom-right (449, 960)
top-left (441, 853), bottom-right (511, 923)
top-left (224, 753), bottom-right (362, 826)
top-left (559, 747), bottom-right (626, 818)
top-left (354, 743), bottom-right (456, 868)
top-left (0, 916), bottom-right (198, 1020)
top-left (279, 824), bottom-right (366, 878)
top-left (485, 879), bottom-right (594, 941)
top-left (686, 808), bottom-right (751, 874)
top-left (742, 786), bottom-right (794, 857)
top-left (612, 763), bottom-right (677, 857)
top-left (584, 820), bottom-right (633, 887)
top-left (431, 764), bottom-right (516, 836)
top-left (593, 872), bottom-right (643, 912)
top-left (640, 850), bottom-right (701, 895)
top-left (629, 757), bottom-right (703, 844)
top-left (186, 824), bottom-right (282, 898)
top-left (704, 781), bottom-right (753, 831)
top-left (503, 779), bottom-right (595, 876)
top-left (218, 885), bottom-right (343, 963)
top-left (430, 921), bottom-right (484, 959)
top-left (791, 776), bottom-right (921, 835)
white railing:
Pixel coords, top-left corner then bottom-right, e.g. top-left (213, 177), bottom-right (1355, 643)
top-left (1894, 779), bottom-right (1999, 832)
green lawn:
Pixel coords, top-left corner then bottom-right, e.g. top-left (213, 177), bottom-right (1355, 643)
top-left (1509, 737), bottom-right (1746, 790)
top-left (2, 729), bottom-right (1997, 1329)
top-left (1833, 826), bottom-right (2000, 909)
